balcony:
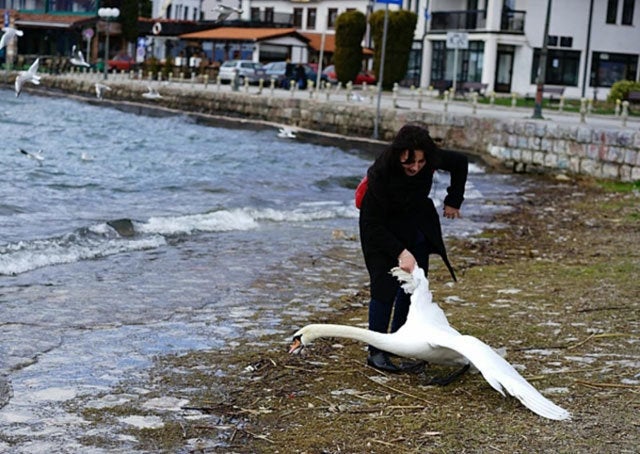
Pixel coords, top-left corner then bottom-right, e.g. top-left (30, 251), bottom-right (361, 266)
top-left (430, 10), bottom-right (486, 31)
top-left (500, 9), bottom-right (526, 32)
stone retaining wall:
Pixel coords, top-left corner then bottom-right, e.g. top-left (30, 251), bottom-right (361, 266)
top-left (8, 74), bottom-right (640, 181)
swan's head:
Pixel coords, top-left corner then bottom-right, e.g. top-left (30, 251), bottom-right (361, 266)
top-left (288, 325), bottom-right (318, 354)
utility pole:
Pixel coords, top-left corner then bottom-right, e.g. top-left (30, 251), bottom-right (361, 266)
top-left (532, 0), bottom-right (552, 119)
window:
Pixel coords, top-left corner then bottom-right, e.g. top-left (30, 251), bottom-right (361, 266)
top-left (251, 7), bottom-right (260, 22)
top-left (531, 48), bottom-right (581, 86)
top-left (547, 35), bottom-right (558, 46)
top-left (430, 41), bottom-right (484, 83)
top-left (327, 8), bottom-right (338, 29)
top-left (559, 36), bottom-right (573, 48)
top-left (184, 7), bottom-right (189, 20)
top-left (293, 8), bottom-right (303, 27)
top-left (606, 0), bottom-right (618, 23)
top-left (622, 0), bottom-right (635, 24)
top-left (307, 8), bottom-right (316, 30)
top-left (265, 7), bottom-right (274, 23)
top-left (590, 52), bottom-right (638, 86)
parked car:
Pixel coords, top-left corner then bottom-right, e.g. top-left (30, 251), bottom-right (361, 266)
top-left (264, 61), bottom-right (328, 89)
top-left (323, 65), bottom-right (377, 85)
top-left (218, 59), bottom-right (266, 85)
top-left (108, 54), bottom-right (135, 71)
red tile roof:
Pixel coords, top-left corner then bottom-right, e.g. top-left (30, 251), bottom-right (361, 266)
top-left (180, 27), bottom-right (309, 42)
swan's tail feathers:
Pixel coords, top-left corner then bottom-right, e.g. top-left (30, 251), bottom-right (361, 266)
top-left (507, 378), bottom-right (572, 421)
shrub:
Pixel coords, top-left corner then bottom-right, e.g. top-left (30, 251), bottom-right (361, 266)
top-left (334, 10), bottom-right (367, 85)
top-left (607, 80), bottom-right (640, 103)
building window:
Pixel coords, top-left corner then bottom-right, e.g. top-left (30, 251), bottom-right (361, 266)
top-left (606, 0), bottom-right (618, 23)
top-left (251, 7), bottom-right (260, 22)
top-left (293, 8), bottom-right (303, 27)
top-left (590, 52), bottom-right (638, 86)
top-left (531, 48), bottom-right (581, 86)
top-left (430, 41), bottom-right (484, 84)
top-left (307, 8), bottom-right (316, 30)
top-left (547, 35), bottom-right (558, 46)
top-left (327, 8), bottom-right (338, 29)
top-left (184, 7), bottom-right (189, 20)
top-left (559, 36), bottom-right (573, 48)
top-left (265, 7), bottom-right (274, 24)
top-left (622, 0), bottom-right (635, 24)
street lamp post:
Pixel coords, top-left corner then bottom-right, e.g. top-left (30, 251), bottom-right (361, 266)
top-left (98, 7), bottom-right (120, 80)
top-left (532, 0), bottom-right (552, 119)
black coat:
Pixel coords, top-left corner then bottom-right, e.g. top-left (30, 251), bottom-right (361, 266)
top-left (359, 148), bottom-right (468, 302)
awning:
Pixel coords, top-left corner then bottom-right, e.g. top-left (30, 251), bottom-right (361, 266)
top-left (180, 27), bottom-right (309, 43)
top-left (12, 12), bottom-right (95, 29)
top-left (301, 31), bottom-right (374, 56)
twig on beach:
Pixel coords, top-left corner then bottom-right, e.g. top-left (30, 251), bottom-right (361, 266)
top-left (358, 371), bottom-right (432, 405)
top-left (576, 305), bottom-right (634, 313)
top-left (575, 380), bottom-right (640, 390)
top-left (567, 332), bottom-right (631, 350)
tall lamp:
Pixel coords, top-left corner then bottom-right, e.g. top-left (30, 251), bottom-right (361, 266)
top-left (98, 7), bottom-right (120, 80)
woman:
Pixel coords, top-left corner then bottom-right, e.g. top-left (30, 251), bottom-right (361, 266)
top-left (359, 122), bottom-right (468, 372)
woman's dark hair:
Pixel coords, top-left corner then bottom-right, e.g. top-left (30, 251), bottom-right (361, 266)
top-left (368, 122), bottom-right (438, 179)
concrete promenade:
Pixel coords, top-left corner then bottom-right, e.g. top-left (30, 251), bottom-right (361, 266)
top-left (6, 69), bottom-right (640, 181)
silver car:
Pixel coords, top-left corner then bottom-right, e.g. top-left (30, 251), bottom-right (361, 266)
top-left (218, 59), bottom-right (266, 85)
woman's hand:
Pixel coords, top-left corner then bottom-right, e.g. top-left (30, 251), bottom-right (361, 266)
top-left (398, 249), bottom-right (416, 272)
top-left (443, 205), bottom-right (461, 219)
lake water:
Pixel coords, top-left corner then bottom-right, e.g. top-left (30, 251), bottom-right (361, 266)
top-left (0, 88), bottom-right (522, 452)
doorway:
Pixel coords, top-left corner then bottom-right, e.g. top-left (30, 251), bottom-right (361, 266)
top-left (495, 46), bottom-right (514, 93)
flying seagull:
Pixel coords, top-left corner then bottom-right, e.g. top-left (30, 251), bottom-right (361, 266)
top-left (15, 58), bottom-right (41, 97)
top-left (142, 85), bottom-right (162, 99)
top-left (215, 4), bottom-right (243, 23)
top-left (19, 148), bottom-right (44, 165)
top-left (0, 26), bottom-right (23, 50)
top-left (95, 83), bottom-right (111, 100)
top-left (70, 45), bottom-right (90, 68)
top-left (290, 265), bottom-right (571, 421)
top-left (277, 126), bottom-right (297, 139)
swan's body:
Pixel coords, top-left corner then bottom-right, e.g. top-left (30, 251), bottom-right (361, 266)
top-left (277, 127), bottom-right (297, 139)
top-left (0, 26), bottom-right (23, 50)
top-left (70, 45), bottom-right (90, 67)
top-left (15, 58), bottom-right (41, 97)
top-left (290, 266), bottom-right (570, 421)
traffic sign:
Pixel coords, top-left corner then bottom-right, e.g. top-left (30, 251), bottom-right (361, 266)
top-left (446, 32), bottom-right (469, 49)
top-left (376, 0), bottom-right (403, 4)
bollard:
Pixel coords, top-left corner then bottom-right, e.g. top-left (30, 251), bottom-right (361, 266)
top-left (289, 79), bottom-right (296, 96)
top-left (216, 75), bottom-right (222, 91)
top-left (621, 101), bottom-right (629, 127)
top-left (346, 81), bottom-right (352, 102)
top-left (168, 73), bottom-right (173, 84)
top-left (471, 92), bottom-right (478, 115)
top-left (308, 80), bottom-right (314, 98)
top-left (244, 77), bottom-right (249, 93)
top-left (270, 78), bottom-right (275, 95)
top-left (393, 82), bottom-right (399, 108)
top-left (579, 98), bottom-right (587, 123)
top-left (326, 81), bottom-right (331, 101)
top-left (489, 91), bottom-right (495, 106)
top-left (410, 85), bottom-right (415, 100)
top-left (587, 98), bottom-right (593, 115)
top-left (511, 92), bottom-right (517, 108)
top-left (558, 95), bottom-right (565, 112)
top-left (148, 71), bottom-right (153, 81)
top-left (615, 99), bottom-right (621, 116)
top-left (203, 74), bottom-right (209, 89)
top-left (417, 87), bottom-right (423, 109)
top-left (232, 69), bottom-right (240, 91)
top-left (257, 78), bottom-right (263, 95)
top-left (443, 91), bottom-right (449, 113)
top-left (180, 72), bottom-right (184, 82)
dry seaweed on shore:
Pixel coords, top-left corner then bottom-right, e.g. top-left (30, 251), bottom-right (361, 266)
top-left (75, 175), bottom-right (639, 453)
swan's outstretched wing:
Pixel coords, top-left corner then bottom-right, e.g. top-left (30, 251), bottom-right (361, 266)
top-left (436, 334), bottom-right (570, 420)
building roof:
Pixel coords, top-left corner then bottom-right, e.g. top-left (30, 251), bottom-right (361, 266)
top-left (301, 31), bottom-right (374, 56)
top-left (180, 27), bottom-right (310, 43)
top-left (9, 11), bottom-right (95, 29)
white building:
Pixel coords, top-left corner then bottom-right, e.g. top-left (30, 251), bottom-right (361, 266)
top-left (152, 0), bottom-right (640, 98)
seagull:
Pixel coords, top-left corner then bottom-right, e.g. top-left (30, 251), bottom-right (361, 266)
top-left (19, 148), bottom-right (44, 165)
top-left (0, 26), bottom-right (23, 50)
top-left (142, 85), bottom-right (162, 99)
top-left (277, 126), bottom-right (297, 139)
top-left (215, 4), bottom-right (243, 22)
top-left (70, 45), bottom-right (90, 68)
top-left (290, 265), bottom-right (571, 421)
top-left (95, 83), bottom-right (111, 100)
top-left (15, 58), bottom-right (41, 97)
top-left (80, 152), bottom-right (94, 161)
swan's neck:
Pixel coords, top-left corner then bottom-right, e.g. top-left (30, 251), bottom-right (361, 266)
top-left (304, 324), bottom-right (395, 352)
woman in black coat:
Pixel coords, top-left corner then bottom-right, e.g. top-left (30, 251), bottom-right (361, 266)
top-left (359, 122), bottom-right (468, 372)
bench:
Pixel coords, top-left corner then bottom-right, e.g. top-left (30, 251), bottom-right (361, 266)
top-left (627, 90), bottom-right (640, 103)
top-left (525, 86), bottom-right (565, 103)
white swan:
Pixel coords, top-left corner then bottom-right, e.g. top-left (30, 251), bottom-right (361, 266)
top-left (290, 266), bottom-right (571, 421)
top-left (15, 58), bottom-right (41, 97)
top-left (277, 127), bottom-right (297, 139)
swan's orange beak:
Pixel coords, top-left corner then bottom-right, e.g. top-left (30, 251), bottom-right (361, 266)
top-left (289, 338), bottom-right (302, 354)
